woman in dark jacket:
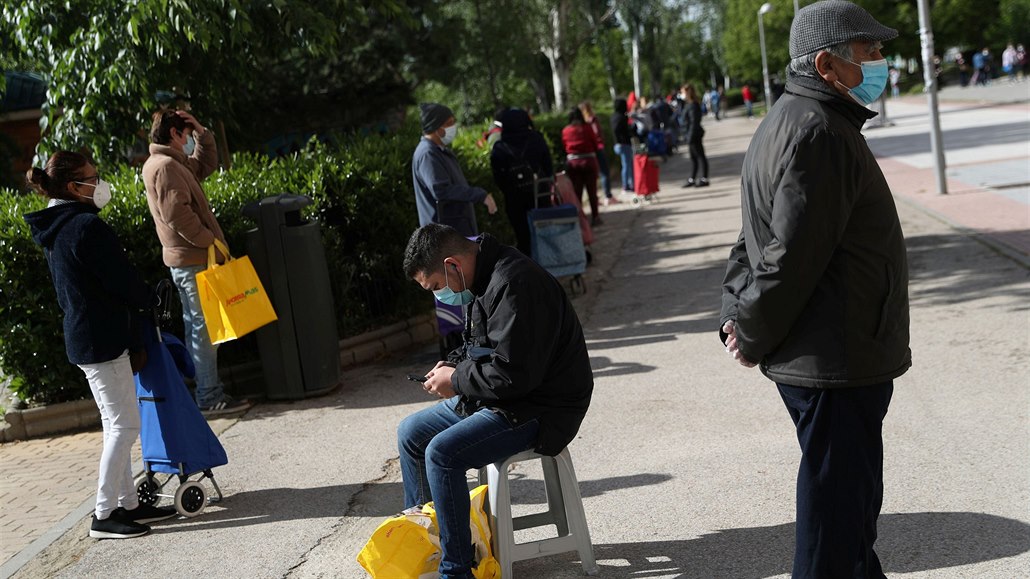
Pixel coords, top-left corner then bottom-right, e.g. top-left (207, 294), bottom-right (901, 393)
top-left (490, 108), bottom-right (554, 256)
top-left (610, 98), bottom-right (634, 193)
top-left (561, 107), bottom-right (602, 226)
top-left (24, 151), bottom-right (174, 540)
top-left (681, 84), bottom-right (710, 187)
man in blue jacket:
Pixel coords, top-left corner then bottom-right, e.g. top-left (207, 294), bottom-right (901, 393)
top-left (720, 1), bottom-right (910, 577)
top-left (413, 103), bottom-right (499, 358)
top-left (412, 102), bottom-right (497, 235)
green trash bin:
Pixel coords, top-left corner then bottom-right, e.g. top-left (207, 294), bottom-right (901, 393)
top-left (243, 194), bottom-right (340, 400)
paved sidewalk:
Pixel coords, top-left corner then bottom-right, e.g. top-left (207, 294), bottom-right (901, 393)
top-left (869, 89), bottom-right (1030, 263)
top-left (2, 85), bottom-right (1028, 578)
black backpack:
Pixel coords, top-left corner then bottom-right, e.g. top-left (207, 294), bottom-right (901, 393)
top-left (498, 142), bottom-right (538, 198)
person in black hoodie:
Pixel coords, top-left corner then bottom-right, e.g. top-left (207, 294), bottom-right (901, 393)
top-left (610, 98), bottom-right (634, 193)
top-left (680, 84), bottom-right (709, 188)
top-left (24, 151), bottom-right (176, 540)
top-left (489, 108), bottom-right (553, 256)
top-left (397, 224), bottom-right (593, 578)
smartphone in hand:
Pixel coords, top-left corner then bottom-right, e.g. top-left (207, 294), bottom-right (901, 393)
top-left (407, 373), bottom-right (428, 383)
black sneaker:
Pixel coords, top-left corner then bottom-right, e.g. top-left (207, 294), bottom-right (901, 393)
top-left (117, 504), bottom-right (177, 524)
top-left (696, 178), bottom-right (710, 187)
top-left (682, 178), bottom-right (696, 188)
top-left (90, 513), bottom-right (150, 539)
top-left (200, 395), bottom-right (252, 417)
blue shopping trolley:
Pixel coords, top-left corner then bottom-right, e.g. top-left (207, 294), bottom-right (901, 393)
top-left (133, 280), bottom-right (228, 518)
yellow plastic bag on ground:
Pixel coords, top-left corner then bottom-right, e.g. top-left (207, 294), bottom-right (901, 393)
top-left (356, 508), bottom-right (441, 578)
top-left (196, 239), bottom-right (277, 344)
top-left (357, 485), bottom-right (500, 579)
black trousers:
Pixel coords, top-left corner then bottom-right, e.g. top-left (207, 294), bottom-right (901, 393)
top-left (777, 381), bottom-right (894, 579)
top-left (688, 139), bottom-right (708, 179)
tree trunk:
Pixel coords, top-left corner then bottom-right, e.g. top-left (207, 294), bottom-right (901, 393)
top-left (631, 23), bottom-right (642, 98)
top-left (598, 30), bottom-right (618, 101)
top-left (542, 1), bottom-right (572, 112)
top-left (529, 77), bottom-right (551, 113)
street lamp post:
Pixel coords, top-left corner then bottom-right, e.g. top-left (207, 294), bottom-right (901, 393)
top-left (758, 3), bottom-right (774, 114)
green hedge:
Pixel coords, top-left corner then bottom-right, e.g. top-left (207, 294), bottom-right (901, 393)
top-left (0, 119), bottom-right (516, 405)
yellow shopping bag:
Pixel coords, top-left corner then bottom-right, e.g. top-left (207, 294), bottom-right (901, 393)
top-left (196, 239), bottom-right (277, 344)
top-left (357, 485), bottom-right (500, 579)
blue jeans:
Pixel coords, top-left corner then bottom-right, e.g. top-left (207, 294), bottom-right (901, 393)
top-left (398, 397), bottom-right (540, 578)
top-left (778, 381), bottom-right (893, 579)
top-left (170, 264), bottom-right (225, 407)
top-left (614, 143), bottom-right (634, 192)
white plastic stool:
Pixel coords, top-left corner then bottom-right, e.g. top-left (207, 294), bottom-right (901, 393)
top-left (478, 448), bottom-right (598, 577)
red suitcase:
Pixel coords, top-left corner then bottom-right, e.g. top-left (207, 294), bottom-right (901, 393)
top-left (633, 154), bottom-right (659, 202)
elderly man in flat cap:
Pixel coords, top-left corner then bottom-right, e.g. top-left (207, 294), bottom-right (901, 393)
top-left (719, 1), bottom-right (910, 576)
top-left (412, 102), bottom-right (497, 235)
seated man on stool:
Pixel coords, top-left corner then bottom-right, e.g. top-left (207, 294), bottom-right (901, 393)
top-left (398, 223), bottom-right (594, 579)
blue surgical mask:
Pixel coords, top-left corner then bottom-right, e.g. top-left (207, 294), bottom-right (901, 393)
top-left (183, 134), bottom-right (196, 155)
top-left (433, 263), bottom-right (474, 306)
top-left (836, 58), bottom-right (889, 105)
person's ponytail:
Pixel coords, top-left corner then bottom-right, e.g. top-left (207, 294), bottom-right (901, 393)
top-left (25, 167), bottom-right (51, 196)
top-left (25, 151), bottom-right (89, 200)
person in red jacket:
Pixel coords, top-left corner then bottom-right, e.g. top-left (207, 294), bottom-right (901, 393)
top-left (561, 108), bottom-right (602, 227)
top-left (742, 84), bottom-right (755, 118)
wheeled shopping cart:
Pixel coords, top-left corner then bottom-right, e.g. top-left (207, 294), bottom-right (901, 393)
top-left (133, 280), bottom-right (228, 517)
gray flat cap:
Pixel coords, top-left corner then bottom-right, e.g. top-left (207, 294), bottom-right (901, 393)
top-left (790, 0), bottom-right (898, 58)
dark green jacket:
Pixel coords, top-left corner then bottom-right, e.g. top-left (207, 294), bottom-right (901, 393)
top-left (720, 74), bottom-right (911, 388)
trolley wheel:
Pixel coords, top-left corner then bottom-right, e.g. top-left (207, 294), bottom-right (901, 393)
top-left (135, 474), bottom-right (160, 506)
top-left (174, 481), bottom-right (207, 517)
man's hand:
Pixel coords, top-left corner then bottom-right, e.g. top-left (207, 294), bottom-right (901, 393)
top-left (484, 194), bottom-right (498, 215)
top-left (176, 110), bottom-right (207, 134)
top-left (722, 320), bottom-right (758, 368)
top-left (423, 362), bottom-right (457, 398)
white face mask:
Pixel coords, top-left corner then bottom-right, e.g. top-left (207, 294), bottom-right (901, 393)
top-left (183, 134), bottom-right (196, 155)
top-left (441, 125), bottom-right (458, 146)
top-left (73, 178), bottom-right (113, 209)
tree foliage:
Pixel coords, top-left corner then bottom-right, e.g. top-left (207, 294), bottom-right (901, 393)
top-left (2, 0), bottom-right (428, 163)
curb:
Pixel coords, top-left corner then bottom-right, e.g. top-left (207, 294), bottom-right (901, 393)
top-left (339, 312), bottom-right (438, 368)
top-left (0, 312), bottom-right (439, 443)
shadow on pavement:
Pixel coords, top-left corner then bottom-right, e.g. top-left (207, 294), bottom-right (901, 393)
top-left (906, 232), bottom-right (1030, 309)
top-left (148, 471), bottom-right (673, 532)
top-left (516, 511), bottom-right (1030, 578)
top-left (866, 121), bottom-right (1030, 157)
top-left (589, 355), bottom-right (658, 379)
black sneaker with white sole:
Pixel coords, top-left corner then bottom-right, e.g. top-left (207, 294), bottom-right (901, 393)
top-left (90, 513), bottom-right (150, 539)
top-left (116, 504), bottom-right (177, 524)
